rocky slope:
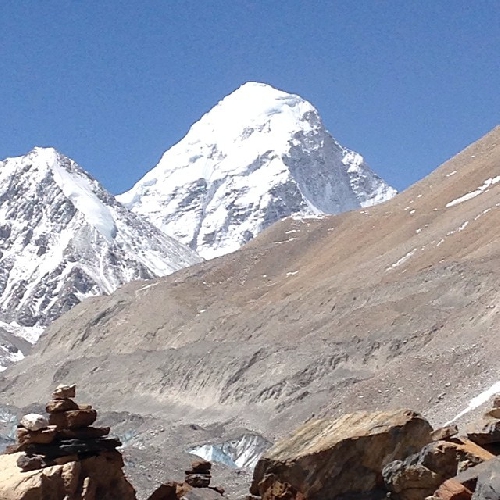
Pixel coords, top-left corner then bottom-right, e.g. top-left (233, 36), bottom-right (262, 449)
top-left (1, 127), bottom-right (500, 497)
top-left (118, 82), bottom-right (396, 259)
top-left (0, 147), bottom-right (201, 368)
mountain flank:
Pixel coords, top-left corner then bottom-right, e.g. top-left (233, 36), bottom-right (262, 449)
top-left (0, 147), bottom-right (201, 368)
top-left (0, 126), bottom-right (499, 496)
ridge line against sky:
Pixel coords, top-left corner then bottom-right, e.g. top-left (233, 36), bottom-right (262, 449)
top-left (1, 1), bottom-right (499, 194)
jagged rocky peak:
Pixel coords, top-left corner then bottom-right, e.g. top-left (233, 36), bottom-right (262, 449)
top-left (119, 82), bottom-right (397, 259)
top-left (0, 147), bottom-right (201, 367)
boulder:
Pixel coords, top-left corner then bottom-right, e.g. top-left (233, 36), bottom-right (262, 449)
top-left (251, 409), bottom-right (433, 500)
top-left (0, 451), bottom-right (136, 500)
top-left (383, 438), bottom-right (493, 499)
top-left (466, 417), bottom-right (500, 447)
top-left (471, 457), bottom-right (500, 500)
top-left (19, 413), bottom-right (49, 431)
top-left (49, 409), bottom-right (97, 429)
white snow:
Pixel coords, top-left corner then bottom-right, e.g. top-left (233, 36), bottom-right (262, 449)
top-left (446, 176), bottom-right (500, 208)
top-left (33, 148), bottom-right (118, 242)
top-left (0, 147), bottom-right (201, 367)
top-left (387, 249), bottom-right (417, 270)
top-left (447, 380), bottom-right (500, 424)
top-left (119, 82), bottom-right (396, 259)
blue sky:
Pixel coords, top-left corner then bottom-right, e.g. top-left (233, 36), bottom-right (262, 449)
top-left (1, 1), bottom-right (498, 193)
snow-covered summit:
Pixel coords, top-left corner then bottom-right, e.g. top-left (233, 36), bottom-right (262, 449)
top-left (119, 82), bottom-right (397, 259)
top-left (0, 147), bottom-right (201, 367)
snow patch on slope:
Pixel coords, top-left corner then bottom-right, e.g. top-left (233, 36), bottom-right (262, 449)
top-left (447, 380), bottom-right (500, 424)
top-left (446, 176), bottom-right (500, 208)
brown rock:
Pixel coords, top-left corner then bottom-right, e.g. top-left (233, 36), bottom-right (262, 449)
top-left (190, 459), bottom-right (212, 474)
top-left (434, 479), bottom-right (472, 500)
top-left (46, 398), bottom-right (79, 413)
top-left (0, 451), bottom-right (136, 499)
top-left (383, 437), bottom-right (493, 500)
top-left (16, 453), bottom-right (47, 472)
top-left (382, 460), bottom-right (442, 500)
top-left (492, 395), bottom-right (500, 408)
top-left (484, 408), bottom-right (500, 419)
top-left (52, 384), bottom-right (76, 400)
top-left (466, 418), bottom-right (500, 446)
top-left (49, 409), bottom-right (97, 429)
top-left (432, 425), bottom-right (459, 442)
top-left (147, 482), bottom-right (192, 500)
top-left (16, 425), bottom-right (57, 446)
top-left (251, 409), bottom-right (433, 500)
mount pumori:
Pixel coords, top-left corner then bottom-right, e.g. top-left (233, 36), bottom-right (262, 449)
top-left (0, 147), bottom-right (201, 368)
top-left (119, 82), bottom-right (397, 259)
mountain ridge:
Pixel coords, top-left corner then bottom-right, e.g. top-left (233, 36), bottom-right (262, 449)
top-left (0, 147), bottom-right (201, 368)
top-left (1, 126), bottom-right (500, 497)
top-left (119, 82), bottom-right (396, 259)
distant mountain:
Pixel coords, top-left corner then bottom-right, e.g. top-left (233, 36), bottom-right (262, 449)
top-left (0, 147), bottom-right (201, 368)
top-left (119, 82), bottom-right (396, 259)
top-left (3, 127), bottom-right (500, 497)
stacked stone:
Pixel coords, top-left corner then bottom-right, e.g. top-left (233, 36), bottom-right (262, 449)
top-left (184, 459), bottom-right (212, 488)
top-left (15, 384), bottom-right (121, 472)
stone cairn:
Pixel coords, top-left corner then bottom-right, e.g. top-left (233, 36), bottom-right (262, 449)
top-left (13, 384), bottom-right (121, 472)
top-left (184, 458), bottom-right (212, 488)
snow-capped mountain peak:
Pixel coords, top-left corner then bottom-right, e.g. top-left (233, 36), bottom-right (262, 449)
top-left (0, 148), bottom-right (201, 367)
top-left (119, 82), bottom-right (396, 259)
top-left (26, 147), bottom-right (117, 242)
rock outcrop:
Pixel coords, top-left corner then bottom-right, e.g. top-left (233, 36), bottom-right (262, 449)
top-left (0, 384), bottom-right (135, 500)
top-left (251, 409), bottom-right (433, 500)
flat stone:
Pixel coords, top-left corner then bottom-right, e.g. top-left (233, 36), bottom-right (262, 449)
top-left (46, 398), bottom-right (79, 413)
top-left (17, 425), bottom-right (57, 446)
top-left (432, 425), bottom-right (459, 442)
top-left (26, 437), bottom-right (122, 459)
top-left (19, 414), bottom-right (49, 432)
top-left (56, 426), bottom-right (110, 440)
top-left (185, 474), bottom-right (211, 488)
top-left (52, 384), bottom-right (76, 400)
top-left (434, 479), bottom-right (472, 500)
top-left (49, 409), bottom-right (97, 429)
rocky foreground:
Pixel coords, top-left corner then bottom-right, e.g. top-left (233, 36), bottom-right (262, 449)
top-left (2, 385), bottom-right (500, 499)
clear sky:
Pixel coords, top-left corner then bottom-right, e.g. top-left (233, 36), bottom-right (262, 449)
top-left (1, 1), bottom-right (499, 193)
